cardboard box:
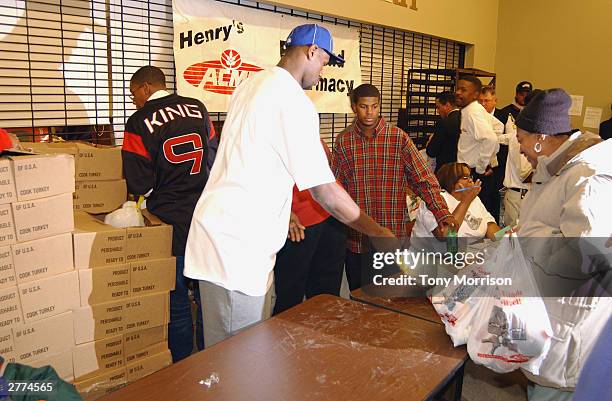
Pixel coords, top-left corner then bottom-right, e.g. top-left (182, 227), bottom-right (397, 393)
top-left (73, 334), bottom-right (125, 380)
top-left (30, 350), bottom-right (75, 381)
top-left (73, 292), bottom-right (169, 344)
top-left (73, 212), bottom-right (126, 269)
top-left (74, 180), bottom-right (127, 214)
top-left (78, 258), bottom-right (175, 306)
top-left (124, 341), bottom-right (167, 365)
top-left (0, 285), bottom-right (22, 329)
top-left (125, 224), bottom-right (172, 263)
top-left (73, 329), bottom-right (169, 381)
top-left (125, 349), bottom-right (171, 382)
top-left (0, 245), bottom-right (16, 288)
top-left (0, 158), bottom-right (16, 205)
top-left (130, 257), bottom-right (175, 296)
top-left (123, 325), bottom-right (167, 356)
top-left (79, 264), bottom-right (131, 306)
top-left (0, 203), bottom-right (16, 245)
top-left (13, 311), bottom-right (74, 364)
top-left (18, 270), bottom-right (80, 322)
top-left (12, 193), bottom-right (74, 242)
top-left (74, 366), bottom-right (127, 401)
top-left (21, 142), bottom-right (122, 182)
top-left (10, 154), bottom-right (75, 202)
top-left (73, 211), bottom-right (172, 269)
top-left (123, 292), bottom-right (169, 334)
top-left (73, 298), bottom-right (125, 344)
top-left (0, 327), bottom-right (16, 362)
top-left (76, 143), bottom-right (122, 181)
top-left (73, 342), bottom-right (168, 381)
top-left (22, 142), bottom-right (78, 157)
top-left (11, 233), bottom-right (73, 284)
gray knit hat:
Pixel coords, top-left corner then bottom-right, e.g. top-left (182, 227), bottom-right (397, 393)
top-left (515, 88), bottom-right (572, 135)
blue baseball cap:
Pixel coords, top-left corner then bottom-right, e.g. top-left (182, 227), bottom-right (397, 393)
top-left (285, 24), bottom-right (345, 66)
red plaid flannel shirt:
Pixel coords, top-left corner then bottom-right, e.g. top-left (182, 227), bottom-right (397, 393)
top-left (332, 118), bottom-right (451, 253)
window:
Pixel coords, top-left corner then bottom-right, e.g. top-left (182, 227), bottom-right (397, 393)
top-left (0, 0), bottom-right (464, 147)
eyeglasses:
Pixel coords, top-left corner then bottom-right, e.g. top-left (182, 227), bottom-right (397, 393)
top-left (129, 83), bottom-right (146, 100)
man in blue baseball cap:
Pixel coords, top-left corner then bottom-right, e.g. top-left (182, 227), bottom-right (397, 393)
top-left (185, 23), bottom-right (393, 347)
top-left (285, 23), bottom-right (345, 66)
top-left (278, 23), bottom-right (345, 89)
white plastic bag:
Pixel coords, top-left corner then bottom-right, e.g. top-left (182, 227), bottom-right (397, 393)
top-left (429, 262), bottom-right (491, 346)
top-left (467, 235), bottom-right (553, 374)
top-left (104, 201), bottom-right (145, 228)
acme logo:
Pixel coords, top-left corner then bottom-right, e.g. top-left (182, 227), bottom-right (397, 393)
top-left (183, 49), bottom-right (263, 95)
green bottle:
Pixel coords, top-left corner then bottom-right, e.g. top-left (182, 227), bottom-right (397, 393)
top-left (446, 226), bottom-right (458, 254)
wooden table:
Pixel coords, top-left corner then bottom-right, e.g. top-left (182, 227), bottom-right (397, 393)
top-left (100, 295), bottom-right (466, 401)
top-left (350, 288), bottom-right (442, 325)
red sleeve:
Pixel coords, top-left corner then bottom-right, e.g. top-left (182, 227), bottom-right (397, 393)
top-left (122, 131), bottom-right (151, 160)
top-left (121, 119), bottom-right (155, 196)
top-left (332, 135), bottom-right (351, 187)
top-left (207, 116), bottom-right (216, 140)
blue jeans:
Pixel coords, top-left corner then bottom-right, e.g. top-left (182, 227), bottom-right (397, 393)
top-left (168, 256), bottom-right (204, 362)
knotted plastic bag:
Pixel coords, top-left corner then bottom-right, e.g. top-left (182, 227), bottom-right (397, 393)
top-left (430, 262), bottom-right (490, 347)
top-left (104, 200), bottom-right (145, 228)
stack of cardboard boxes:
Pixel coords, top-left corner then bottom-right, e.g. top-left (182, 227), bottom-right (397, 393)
top-left (0, 152), bottom-right (79, 382)
top-left (71, 210), bottom-right (175, 400)
top-left (0, 145), bottom-right (176, 401)
top-left (24, 142), bottom-right (127, 214)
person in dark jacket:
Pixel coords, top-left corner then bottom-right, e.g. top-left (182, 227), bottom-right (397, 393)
top-left (122, 65), bottom-right (218, 362)
top-left (498, 80), bottom-right (532, 124)
top-left (427, 91), bottom-right (460, 172)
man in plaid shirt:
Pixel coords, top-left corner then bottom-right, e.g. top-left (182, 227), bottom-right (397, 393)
top-left (333, 84), bottom-right (454, 290)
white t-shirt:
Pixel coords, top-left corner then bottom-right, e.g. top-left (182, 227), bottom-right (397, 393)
top-left (411, 191), bottom-right (495, 239)
top-left (458, 101), bottom-right (499, 174)
top-left (184, 67), bottom-right (335, 296)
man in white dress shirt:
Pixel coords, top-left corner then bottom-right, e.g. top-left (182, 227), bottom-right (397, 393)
top-left (454, 75), bottom-right (499, 217)
top-left (479, 85), bottom-right (506, 223)
top-left (502, 90), bottom-right (538, 226)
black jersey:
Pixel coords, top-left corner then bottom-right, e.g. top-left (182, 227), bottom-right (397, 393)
top-left (122, 93), bottom-right (218, 256)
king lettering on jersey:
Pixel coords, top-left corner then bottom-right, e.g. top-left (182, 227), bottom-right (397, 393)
top-left (143, 103), bottom-right (203, 134)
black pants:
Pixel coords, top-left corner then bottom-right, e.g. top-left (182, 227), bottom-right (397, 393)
top-left (490, 144), bottom-right (509, 224)
top-left (344, 249), bottom-right (376, 292)
top-left (273, 217), bottom-right (347, 315)
top-left (495, 144), bottom-right (509, 191)
top-left (474, 170), bottom-right (499, 224)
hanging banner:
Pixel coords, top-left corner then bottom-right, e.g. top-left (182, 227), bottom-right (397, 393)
top-left (172, 0), bottom-right (361, 113)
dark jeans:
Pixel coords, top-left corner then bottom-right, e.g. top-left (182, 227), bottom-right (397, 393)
top-left (344, 249), bottom-right (376, 292)
top-left (273, 217), bottom-right (346, 315)
top-left (474, 170), bottom-right (499, 224)
top-left (490, 144), bottom-right (509, 224)
top-left (168, 256), bottom-right (204, 362)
